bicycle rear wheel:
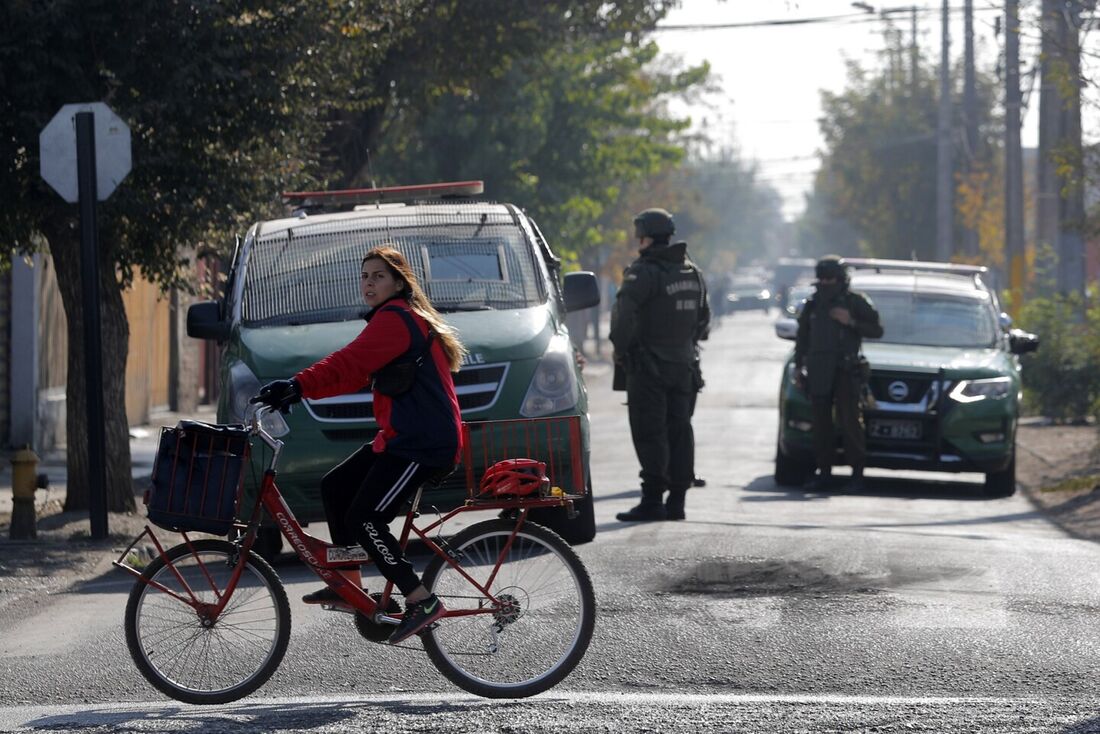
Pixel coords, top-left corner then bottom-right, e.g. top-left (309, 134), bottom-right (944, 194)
top-left (124, 538), bottom-right (291, 705)
top-left (421, 519), bottom-right (596, 698)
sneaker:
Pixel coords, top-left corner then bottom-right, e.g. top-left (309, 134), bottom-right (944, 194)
top-left (692, 475), bottom-right (707, 488)
top-left (615, 503), bottom-right (667, 522)
top-left (302, 587), bottom-right (342, 605)
top-left (389, 595), bottom-right (446, 645)
top-left (665, 505), bottom-right (686, 521)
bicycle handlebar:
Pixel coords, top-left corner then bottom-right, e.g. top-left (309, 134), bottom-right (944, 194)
top-left (247, 402), bottom-right (285, 469)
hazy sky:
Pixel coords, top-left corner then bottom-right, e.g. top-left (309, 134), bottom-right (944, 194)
top-left (655, 1), bottom-right (1062, 220)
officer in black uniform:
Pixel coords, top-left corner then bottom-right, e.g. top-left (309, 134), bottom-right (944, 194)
top-left (610, 208), bottom-right (710, 522)
top-left (794, 255), bottom-right (883, 491)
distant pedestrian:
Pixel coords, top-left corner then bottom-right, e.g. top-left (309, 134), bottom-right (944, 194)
top-left (610, 208), bottom-right (710, 522)
top-left (794, 255), bottom-right (883, 491)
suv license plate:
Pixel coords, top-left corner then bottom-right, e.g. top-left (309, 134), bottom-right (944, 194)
top-left (869, 419), bottom-right (922, 440)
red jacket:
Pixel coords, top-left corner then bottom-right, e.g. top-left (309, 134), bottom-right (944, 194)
top-left (294, 299), bottom-right (462, 466)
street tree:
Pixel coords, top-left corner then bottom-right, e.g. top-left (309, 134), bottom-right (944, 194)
top-left (0, 1), bottom-right (349, 511)
top-left (808, 37), bottom-right (999, 262)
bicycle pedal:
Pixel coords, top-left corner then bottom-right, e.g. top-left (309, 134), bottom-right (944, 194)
top-left (320, 603), bottom-right (355, 615)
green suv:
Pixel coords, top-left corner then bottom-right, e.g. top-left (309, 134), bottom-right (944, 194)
top-left (774, 258), bottom-right (1039, 497)
top-left (187, 181), bottom-right (600, 552)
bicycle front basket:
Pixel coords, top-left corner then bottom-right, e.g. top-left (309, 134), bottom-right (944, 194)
top-left (145, 420), bottom-right (251, 535)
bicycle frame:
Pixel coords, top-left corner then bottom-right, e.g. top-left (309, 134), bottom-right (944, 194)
top-left (115, 406), bottom-right (585, 631)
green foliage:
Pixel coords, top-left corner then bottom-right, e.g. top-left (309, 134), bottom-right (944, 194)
top-left (0, 0), bottom-right (359, 284)
top-left (1016, 289), bottom-right (1100, 422)
top-left (367, 23), bottom-right (707, 262)
top-left (803, 34), bottom-right (1000, 260)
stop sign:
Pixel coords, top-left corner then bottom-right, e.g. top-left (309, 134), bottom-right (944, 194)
top-left (40, 102), bottom-right (131, 203)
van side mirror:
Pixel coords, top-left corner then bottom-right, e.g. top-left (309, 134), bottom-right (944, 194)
top-left (1008, 328), bottom-right (1039, 355)
top-left (563, 271), bottom-right (600, 313)
top-left (187, 301), bottom-right (230, 341)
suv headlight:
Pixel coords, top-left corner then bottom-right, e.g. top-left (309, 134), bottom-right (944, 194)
top-left (948, 376), bottom-right (1012, 404)
top-left (227, 361), bottom-right (290, 437)
top-left (520, 334), bottom-right (580, 417)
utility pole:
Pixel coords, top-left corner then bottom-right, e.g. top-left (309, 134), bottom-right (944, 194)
top-left (1038, 0), bottom-right (1087, 297)
top-left (961, 0), bottom-right (979, 257)
top-left (1004, 0), bottom-right (1025, 310)
top-left (1059, 0), bottom-right (1086, 297)
top-left (909, 6), bottom-right (919, 97)
top-left (936, 0), bottom-right (954, 261)
top-left (1036, 0), bottom-right (1061, 291)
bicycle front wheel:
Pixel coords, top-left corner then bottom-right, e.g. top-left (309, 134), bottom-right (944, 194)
top-left (421, 519), bottom-right (596, 698)
top-left (124, 538), bottom-right (291, 705)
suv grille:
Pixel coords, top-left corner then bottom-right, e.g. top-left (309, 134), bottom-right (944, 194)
top-left (304, 363), bottom-right (509, 422)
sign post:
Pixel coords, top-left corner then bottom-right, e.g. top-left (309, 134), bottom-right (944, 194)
top-left (40, 103), bottom-right (131, 540)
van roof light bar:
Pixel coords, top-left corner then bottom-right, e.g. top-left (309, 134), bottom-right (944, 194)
top-left (282, 180), bottom-right (484, 211)
top-left (842, 257), bottom-right (988, 276)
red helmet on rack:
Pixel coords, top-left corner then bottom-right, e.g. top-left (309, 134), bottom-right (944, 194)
top-left (479, 459), bottom-right (549, 498)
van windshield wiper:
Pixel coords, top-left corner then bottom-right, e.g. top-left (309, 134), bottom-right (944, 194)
top-left (436, 304), bottom-right (493, 312)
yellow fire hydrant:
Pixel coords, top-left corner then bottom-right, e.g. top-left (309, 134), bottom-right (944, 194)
top-left (10, 446), bottom-right (39, 540)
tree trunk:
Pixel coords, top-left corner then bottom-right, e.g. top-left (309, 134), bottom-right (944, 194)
top-left (42, 217), bottom-right (135, 513)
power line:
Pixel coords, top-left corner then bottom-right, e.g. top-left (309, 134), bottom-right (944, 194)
top-left (655, 5), bottom-right (1001, 33)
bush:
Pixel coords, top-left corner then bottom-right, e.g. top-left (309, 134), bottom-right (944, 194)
top-left (1016, 290), bottom-right (1100, 422)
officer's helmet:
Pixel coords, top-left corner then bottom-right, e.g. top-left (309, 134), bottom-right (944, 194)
top-left (814, 255), bottom-right (848, 285)
top-left (633, 208), bottom-right (675, 242)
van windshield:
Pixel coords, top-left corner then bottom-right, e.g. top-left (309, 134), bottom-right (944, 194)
top-left (241, 208), bottom-right (546, 327)
top-left (863, 290), bottom-right (999, 348)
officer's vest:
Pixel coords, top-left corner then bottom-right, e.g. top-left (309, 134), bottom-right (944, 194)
top-left (636, 258), bottom-right (705, 363)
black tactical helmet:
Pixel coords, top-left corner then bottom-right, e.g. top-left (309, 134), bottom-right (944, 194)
top-left (815, 255), bottom-right (848, 284)
top-left (633, 208), bottom-right (675, 241)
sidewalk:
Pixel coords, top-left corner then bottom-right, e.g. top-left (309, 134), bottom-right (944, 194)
top-left (0, 405), bottom-right (217, 517)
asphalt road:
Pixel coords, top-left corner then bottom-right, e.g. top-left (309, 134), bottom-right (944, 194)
top-left (2, 312), bottom-right (1100, 733)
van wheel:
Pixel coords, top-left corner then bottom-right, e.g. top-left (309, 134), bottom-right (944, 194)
top-left (529, 478), bottom-right (596, 546)
top-left (775, 440), bottom-right (812, 487)
top-left (983, 454), bottom-right (1017, 498)
top-left (253, 527), bottom-right (284, 563)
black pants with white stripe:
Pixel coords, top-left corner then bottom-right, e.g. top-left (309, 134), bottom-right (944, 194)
top-left (320, 446), bottom-right (447, 596)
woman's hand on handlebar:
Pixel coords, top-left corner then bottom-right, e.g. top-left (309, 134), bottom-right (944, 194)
top-left (251, 378), bottom-right (302, 414)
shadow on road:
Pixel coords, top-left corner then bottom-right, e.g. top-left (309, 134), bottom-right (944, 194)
top-left (741, 473), bottom-right (993, 502)
top-left (25, 695), bottom-right (537, 731)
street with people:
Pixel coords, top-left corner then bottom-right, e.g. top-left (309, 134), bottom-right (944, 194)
top-left (1, 312), bottom-right (1099, 731)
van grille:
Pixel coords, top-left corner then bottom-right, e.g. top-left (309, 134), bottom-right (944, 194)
top-left (304, 363), bottom-right (509, 422)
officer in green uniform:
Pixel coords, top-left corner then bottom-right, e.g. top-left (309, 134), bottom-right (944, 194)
top-left (794, 255), bottom-right (883, 491)
top-left (610, 208), bottom-right (710, 522)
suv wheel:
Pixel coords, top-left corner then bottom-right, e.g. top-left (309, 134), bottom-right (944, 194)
top-left (983, 454), bottom-right (1017, 498)
top-left (775, 439), bottom-right (812, 487)
top-left (530, 477), bottom-right (596, 545)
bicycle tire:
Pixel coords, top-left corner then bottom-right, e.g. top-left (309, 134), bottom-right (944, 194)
top-left (124, 538), bottom-right (291, 705)
top-left (421, 519), bottom-right (596, 698)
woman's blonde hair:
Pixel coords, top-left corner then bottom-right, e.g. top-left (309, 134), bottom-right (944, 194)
top-left (362, 246), bottom-right (467, 371)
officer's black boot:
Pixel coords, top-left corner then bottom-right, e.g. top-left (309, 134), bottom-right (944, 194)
top-left (665, 489), bottom-right (687, 521)
top-left (803, 468), bottom-right (832, 492)
top-left (845, 466), bottom-right (865, 492)
top-left (616, 489), bottom-right (667, 522)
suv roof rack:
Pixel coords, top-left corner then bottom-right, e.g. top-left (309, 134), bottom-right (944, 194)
top-left (282, 180), bottom-right (485, 212)
top-left (843, 257), bottom-right (988, 276)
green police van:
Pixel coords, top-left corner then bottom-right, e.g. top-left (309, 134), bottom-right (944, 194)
top-left (186, 182), bottom-right (600, 554)
top-left (773, 258), bottom-right (1039, 498)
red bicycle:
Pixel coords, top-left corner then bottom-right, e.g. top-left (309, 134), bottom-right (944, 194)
top-left (115, 405), bottom-right (596, 704)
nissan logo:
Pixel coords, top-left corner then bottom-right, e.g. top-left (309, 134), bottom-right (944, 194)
top-left (887, 380), bottom-right (909, 401)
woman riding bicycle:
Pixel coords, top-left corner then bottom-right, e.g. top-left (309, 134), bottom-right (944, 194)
top-left (255, 245), bottom-right (466, 645)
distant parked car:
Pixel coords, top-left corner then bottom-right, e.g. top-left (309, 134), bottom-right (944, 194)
top-left (726, 282), bottom-right (773, 314)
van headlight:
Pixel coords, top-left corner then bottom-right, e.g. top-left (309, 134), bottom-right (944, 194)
top-left (227, 361), bottom-right (290, 437)
top-left (948, 376), bottom-right (1012, 403)
top-left (520, 334), bottom-right (580, 417)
